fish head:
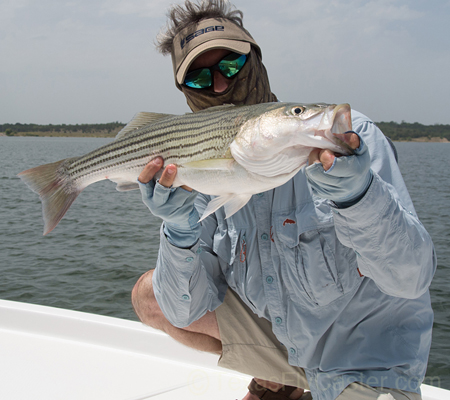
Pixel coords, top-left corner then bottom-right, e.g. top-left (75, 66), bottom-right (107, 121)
top-left (230, 102), bottom-right (354, 177)
top-left (260, 102), bottom-right (353, 151)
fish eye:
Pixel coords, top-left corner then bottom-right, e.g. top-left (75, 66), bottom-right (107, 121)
top-left (291, 106), bottom-right (305, 116)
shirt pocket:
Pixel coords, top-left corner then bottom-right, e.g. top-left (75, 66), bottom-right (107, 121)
top-left (275, 210), bottom-right (344, 307)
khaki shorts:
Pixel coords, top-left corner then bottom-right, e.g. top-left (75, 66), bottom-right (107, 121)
top-left (215, 289), bottom-right (421, 400)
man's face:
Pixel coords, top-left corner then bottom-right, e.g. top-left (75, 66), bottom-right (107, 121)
top-left (188, 49), bottom-right (233, 93)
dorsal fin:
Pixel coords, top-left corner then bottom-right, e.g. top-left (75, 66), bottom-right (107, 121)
top-left (115, 112), bottom-right (176, 140)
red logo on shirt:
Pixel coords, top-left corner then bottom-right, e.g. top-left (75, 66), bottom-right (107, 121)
top-left (283, 218), bottom-right (296, 226)
top-left (240, 237), bottom-right (247, 262)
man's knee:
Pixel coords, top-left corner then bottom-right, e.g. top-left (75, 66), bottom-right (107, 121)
top-left (132, 269), bottom-right (166, 330)
top-left (131, 270), bottom-right (222, 354)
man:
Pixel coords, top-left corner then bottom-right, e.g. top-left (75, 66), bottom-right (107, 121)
top-left (132, 1), bottom-right (436, 399)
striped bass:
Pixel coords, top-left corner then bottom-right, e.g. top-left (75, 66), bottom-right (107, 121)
top-left (18, 102), bottom-right (353, 235)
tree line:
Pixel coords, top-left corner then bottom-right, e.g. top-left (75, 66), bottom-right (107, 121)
top-left (375, 121), bottom-right (450, 141)
top-left (1, 122), bottom-right (124, 137)
top-left (2, 121), bottom-right (450, 141)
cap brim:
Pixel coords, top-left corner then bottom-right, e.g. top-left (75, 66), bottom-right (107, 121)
top-left (176, 40), bottom-right (251, 85)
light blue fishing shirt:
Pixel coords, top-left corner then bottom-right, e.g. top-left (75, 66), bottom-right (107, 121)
top-left (152, 111), bottom-right (436, 400)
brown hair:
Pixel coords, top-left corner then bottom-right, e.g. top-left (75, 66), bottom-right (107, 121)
top-left (156, 0), bottom-right (247, 55)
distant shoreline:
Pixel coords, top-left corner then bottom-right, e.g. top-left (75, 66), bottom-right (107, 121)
top-left (1, 131), bottom-right (449, 142)
top-left (394, 137), bottom-right (449, 143)
top-left (2, 120), bottom-right (450, 142)
top-left (0, 130), bottom-right (121, 138)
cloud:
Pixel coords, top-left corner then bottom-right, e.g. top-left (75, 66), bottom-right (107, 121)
top-left (0, 0), bottom-right (28, 20)
top-left (0, 0), bottom-right (449, 125)
top-left (99, 0), bottom-right (169, 17)
top-left (239, 0), bottom-right (448, 124)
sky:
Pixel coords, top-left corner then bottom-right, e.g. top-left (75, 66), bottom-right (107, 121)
top-left (1, 0), bottom-right (449, 125)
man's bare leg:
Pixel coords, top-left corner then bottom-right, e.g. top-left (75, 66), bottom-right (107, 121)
top-left (132, 269), bottom-right (222, 354)
top-left (132, 270), bottom-right (304, 399)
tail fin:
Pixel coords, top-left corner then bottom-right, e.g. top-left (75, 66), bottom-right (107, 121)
top-left (18, 158), bottom-right (81, 235)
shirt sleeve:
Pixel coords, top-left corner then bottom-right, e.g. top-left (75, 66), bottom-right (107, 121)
top-left (152, 194), bottom-right (228, 328)
top-left (331, 112), bottom-right (436, 299)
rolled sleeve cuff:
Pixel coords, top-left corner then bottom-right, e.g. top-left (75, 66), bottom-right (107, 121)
top-left (331, 172), bottom-right (390, 226)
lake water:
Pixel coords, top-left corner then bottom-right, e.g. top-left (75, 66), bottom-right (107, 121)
top-left (0, 136), bottom-right (449, 389)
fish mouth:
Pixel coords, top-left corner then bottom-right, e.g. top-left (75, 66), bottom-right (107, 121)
top-left (315, 103), bottom-right (353, 155)
top-left (331, 103), bottom-right (352, 135)
top-left (330, 104), bottom-right (354, 154)
top-left (317, 103), bottom-right (352, 135)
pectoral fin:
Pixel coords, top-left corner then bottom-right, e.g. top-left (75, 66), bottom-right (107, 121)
top-left (115, 181), bottom-right (140, 192)
top-left (108, 176), bottom-right (140, 191)
top-left (199, 193), bottom-right (252, 221)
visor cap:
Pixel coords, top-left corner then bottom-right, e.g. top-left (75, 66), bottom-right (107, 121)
top-left (172, 18), bottom-right (260, 87)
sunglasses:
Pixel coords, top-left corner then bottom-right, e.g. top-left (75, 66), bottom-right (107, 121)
top-left (184, 52), bottom-right (247, 89)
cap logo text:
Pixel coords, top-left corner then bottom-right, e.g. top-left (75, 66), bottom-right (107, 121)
top-left (180, 26), bottom-right (224, 49)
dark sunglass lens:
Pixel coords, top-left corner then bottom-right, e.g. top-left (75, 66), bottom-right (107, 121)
top-left (218, 53), bottom-right (247, 78)
top-left (184, 68), bottom-right (212, 89)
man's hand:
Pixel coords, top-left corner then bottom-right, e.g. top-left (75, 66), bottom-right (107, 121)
top-left (305, 132), bottom-right (373, 207)
top-left (138, 157), bottom-right (193, 191)
top-left (138, 157), bottom-right (201, 248)
top-left (138, 157), bottom-right (174, 187)
top-left (308, 132), bottom-right (361, 171)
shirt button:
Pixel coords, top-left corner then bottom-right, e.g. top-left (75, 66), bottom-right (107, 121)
top-left (289, 348), bottom-right (296, 355)
top-left (261, 233), bottom-right (269, 240)
top-left (275, 317), bottom-right (282, 325)
top-left (185, 256), bottom-right (194, 262)
top-left (196, 247), bottom-right (202, 254)
top-left (266, 276), bottom-right (274, 284)
top-left (182, 294), bottom-right (190, 300)
top-left (257, 193), bottom-right (264, 197)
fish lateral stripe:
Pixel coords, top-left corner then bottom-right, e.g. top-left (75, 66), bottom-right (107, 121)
top-left (68, 115), bottom-right (242, 175)
top-left (69, 143), bottom-right (234, 179)
top-left (69, 134), bottom-right (234, 176)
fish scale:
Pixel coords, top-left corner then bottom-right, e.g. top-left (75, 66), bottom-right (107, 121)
top-left (69, 110), bottom-right (239, 177)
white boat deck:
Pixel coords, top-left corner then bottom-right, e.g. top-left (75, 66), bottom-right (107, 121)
top-left (0, 300), bottom-right (447, 400)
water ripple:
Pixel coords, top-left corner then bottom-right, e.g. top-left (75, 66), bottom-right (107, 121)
top-left (1, 137), bottom-right (449, 388)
